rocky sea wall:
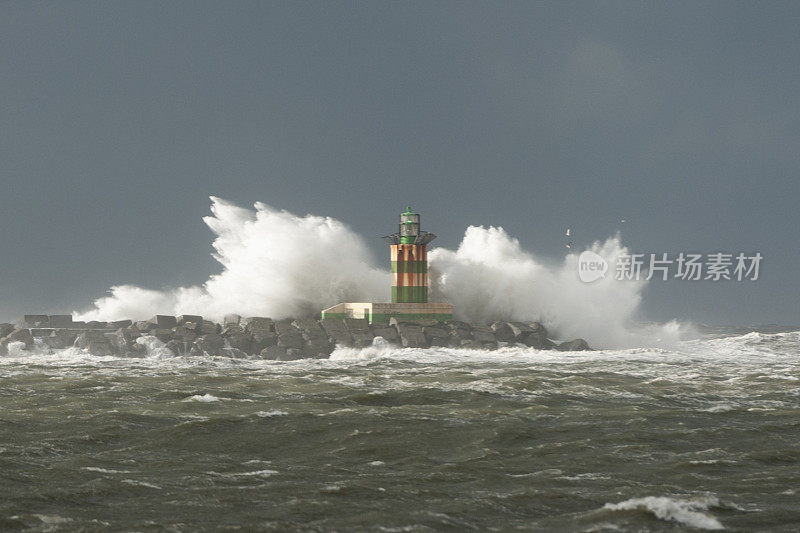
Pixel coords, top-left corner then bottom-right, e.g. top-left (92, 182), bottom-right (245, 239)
top-left (0, 314), bottom-right (591, 359)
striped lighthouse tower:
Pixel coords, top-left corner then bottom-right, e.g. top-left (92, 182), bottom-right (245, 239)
top-left (384, 207), bottom-right (436, 303)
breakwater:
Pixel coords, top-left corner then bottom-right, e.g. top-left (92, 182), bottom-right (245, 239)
top-left (0, 314), bottom-right (591, 359)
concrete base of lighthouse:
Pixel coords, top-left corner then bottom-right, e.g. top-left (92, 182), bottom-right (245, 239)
top-left (321, 302), bottom-right (453, 324)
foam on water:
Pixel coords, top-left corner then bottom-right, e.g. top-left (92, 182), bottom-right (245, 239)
top-left (73, 197), bottom-right (691, 349)
top-left (602, 495), bottom-right (725, 530)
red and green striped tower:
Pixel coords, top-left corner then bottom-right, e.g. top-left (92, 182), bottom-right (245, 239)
top-left (383, 207), bottom-right (436, 303)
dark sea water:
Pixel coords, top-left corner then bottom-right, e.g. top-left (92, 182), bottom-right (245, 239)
top-left (1, 328), bottom-right (798, 531)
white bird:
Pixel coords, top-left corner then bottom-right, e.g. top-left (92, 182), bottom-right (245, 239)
top-left (620, 219), bottom-right (626, 223)
top-left (566, 241), bottom-right (572, 249)
top-left (565, 228), bottom-right (571, 237)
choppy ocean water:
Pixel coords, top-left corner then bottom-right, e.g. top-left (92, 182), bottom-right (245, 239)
top-left (1, 327), bottom-right (798, 531)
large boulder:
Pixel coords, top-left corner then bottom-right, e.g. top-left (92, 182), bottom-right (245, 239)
top-left (171, 326), bottom-right (197, 343)
top-left (44, 329), bottom-right (78, 350)
top-left (148, 315), bottom-right (177, 329)
top-left (1, 328), bottom-right (35, 353)
top-left (135, 320), bottom-right (155, 332)
top-left (423, 326), bottom-right (450, 347)
top-left (228, 332), bottom-right (254, 354)
top-left (151, 329), bottom-right (174, 343)
top-left (521, 333), bottom-right (556, 350)
top-left (259, 345), bottom-right (286, 360)
top-left (195, 333), bottom-right (225, 356)
top-left (396, 323), bottom-right (428, 348)
top-left (244, 317), bottom-right (273, 334)
top-left (470, 327), bottom-right (498, 350)
top-left (245, 317), bottom-right (276, 352)
top-left (490, 322), bottom-right (516, 343)
top-left (108, 319), bottom-right (133, 329)
top-left (74, 331), bottom-right (116, 356)
top-left (198, 320), bottom-right (220, 335)
top-left (556, 338), bottom-right (592, 351)
top-left (507, 322), bottom-right (536, 341)
top-left (0, 323), bottom-right (15, 338)
top-left (48, 315), bottom-right (74, 328)
top-left (371, 326), bottom-right (400, 343)
top-left (108, 327), bottom-right (141, 352)
top-left (321, 318), bottom-right (354, 346)
top-left (164, 339), bottom-right (185, 356)
top-left (223, 314), bottom-right (241, 326)
top-left (276, 322), bottom-right (305, 350)
top-left (18, 315), bottom-right (49, 328)
top-left (177, 315), bottom-right (203, 326)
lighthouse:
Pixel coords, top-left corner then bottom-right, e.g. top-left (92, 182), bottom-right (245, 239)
top-left (321, 208), bottom-right (453, 323)
top-left (384, 207), bottom-right (435, 303)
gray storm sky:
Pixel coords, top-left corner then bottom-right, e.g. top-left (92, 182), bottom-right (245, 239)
top-left (1, 1), bottom-right (798, 325)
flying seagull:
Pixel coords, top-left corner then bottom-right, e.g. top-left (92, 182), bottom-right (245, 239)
top-left (566, 241), bottom-right (572, 249)
top-left (565, 228), bottom-right (571, 237)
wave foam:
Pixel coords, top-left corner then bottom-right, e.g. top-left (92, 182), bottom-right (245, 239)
top-left (603, 495), bottom-right (724, 530)
top-left (73, 197), bottom-right (690, 348)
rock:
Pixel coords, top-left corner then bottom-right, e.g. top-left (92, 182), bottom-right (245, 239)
top-left (74, 331), bottom-right (116, 356)
top-left (351, 331), bottom-right (375, 348)
top-left (470, 327), bottom-right (498, 349)
top-left (19, 315), bottom-right (49, 328)
top-left (135, 320), bottom-right (154, 332)
top-left (177, 315), bottom-right (203, 326)
top-left (277, 332), bottom-right (305, 350)
top-left (108, 319), bottom-right (133, 329)
top-left (449, 327), bottom-right (472, 347)
top-left (522, 334), bottom-right (556, 350)
top-left (85, 321), bottom-right (109, 329)
top-left (71, 321), bottom-right (87, 329)
top-left (491, 322), bottom-right (515, 343)
top-left (396, 323), bottom-right (428, 348)
top-left (371, 326), bottom-right (399, 343)
top-left (0, 324), bottom-right (14, 337)
top-left (320, 318), bottom-right (354, 346)
top-left (48, 315), bottom-right (73, 328)
top-left (221, 324), bottom-right (244, 336)
top-left (223, 314), bottom-right (241, 326)
top-left (251, 332), bottom-right (278, 353)
top-left (198, 320), bottom-right (219, 335)
top-left (151, 329), bottom-right (173, 343)
top-left (274, 321), bottom-right (299, 335)
top-left (147, 315), bottom-right (177, 328)
top-left (195, 333), bottom-right (225, 356)
top-left (44, 329), bottom-right (78, 350)
top-left (423, 326), bottom-right (450, 346)
top-left (389, 317), bottom-right (440, 328)
top-left (243, 317), bottom-right (273, 334)
top-left (108, 327), bottom-right (140, 352)
top-left (304, 336), bottom-right (334, 357)
top-left (507, 322), bottom-right (536, 340)
top-left (1, 328), bottom-right (34, 351)
top-left (30, 328), bottom-right (54, 338)
top-left (292, 317), bottom-right (323, 334)
top-left (528, 322), bottom-right (548, 338)
top-left (259, 345), bottom-right (286, 360)
top-left (171, 326), bottom-right (197, 342)
top-left (164, 339), bottom-right (184, 356)
top-left (344, 318), bottom-right (370, 332)
top-left (227, 332), bottom-right (254, 354)
top-left (556, 338), bottom-right (592, 351)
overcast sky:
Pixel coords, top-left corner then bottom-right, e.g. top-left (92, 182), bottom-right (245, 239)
top-left (1, 1), bottom-right (798, 325)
